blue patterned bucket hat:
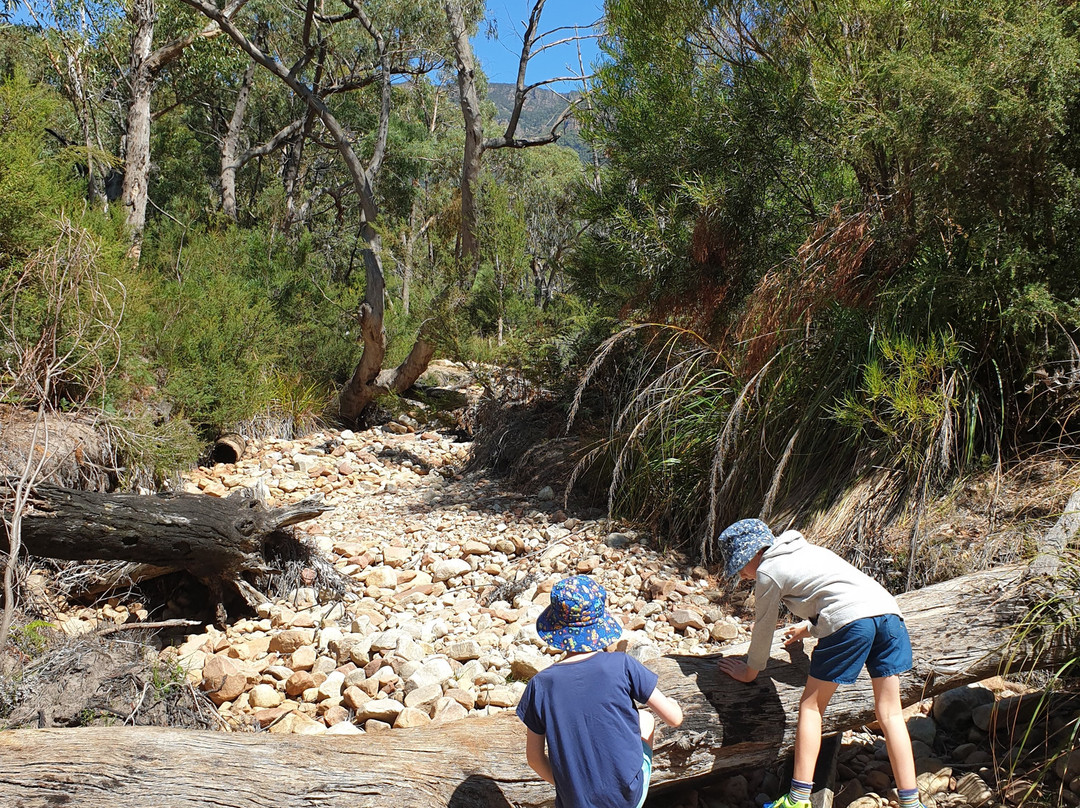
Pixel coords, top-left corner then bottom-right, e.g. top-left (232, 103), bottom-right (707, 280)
top-left (720, 519), bottom-right (775, 579)
top-left (537, 576), bottom-right (623, 652)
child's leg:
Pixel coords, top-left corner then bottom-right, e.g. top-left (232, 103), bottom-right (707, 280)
top-left (792, 676), bottom-right (839, 783)
top-left (871, 674), bottom-right (917, 792)
top-left (639, 708), bottom-right (656, 747)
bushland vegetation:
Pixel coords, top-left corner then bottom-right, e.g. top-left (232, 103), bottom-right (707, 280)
top-left (1, 0), bottom-right (1079, 586)
top-left (0, 0), bottom-right (598, 449)
top-left (567, 0), bottom-right (1080, 584)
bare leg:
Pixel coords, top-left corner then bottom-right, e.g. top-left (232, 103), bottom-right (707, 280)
top-left (639, 709), bottom-right (656, 748)
top-left (792, 676), bottom-right (840, 784)
top-left (872, 675), bottom-right (917, 791)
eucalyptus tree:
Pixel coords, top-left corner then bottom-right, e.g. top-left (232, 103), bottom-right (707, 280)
top-left (17, 0), bottom-right (124, 207)
top-left (444, 0), bottom-right (596, 266)
top-left (120, 0), bottom-right (252, 248)
top-left (178, 0), bottom-right (457, 421)
top-left (17, 0), bottom-right (254, 239)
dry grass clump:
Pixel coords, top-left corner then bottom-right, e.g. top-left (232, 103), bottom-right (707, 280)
top-left (0, 617), bottom-right (220, 730)
top-left (0, 405), bottom-right (117, 492)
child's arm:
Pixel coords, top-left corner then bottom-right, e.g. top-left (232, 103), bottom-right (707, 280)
top-left (525, 729), bottom-right (555, 785)
top-left (782, 619), bottom-right (812, 645)
top-left (717, 657), bottom-right (760, 682)
top-left (719, 572), bottom-right (782, 682)
top-left (646, 687), bottom-right (683, 727)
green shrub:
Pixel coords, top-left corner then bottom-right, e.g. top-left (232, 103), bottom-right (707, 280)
top-left (834, 332), bottom-right (971, 479)
top-left (9, 620), bottom-right (54, 658)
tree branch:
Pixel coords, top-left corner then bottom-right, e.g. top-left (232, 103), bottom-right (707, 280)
top-left (176, 0), bottom-right (379, 224)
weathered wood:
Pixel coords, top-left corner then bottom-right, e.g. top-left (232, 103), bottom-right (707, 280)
top-left (3, 485), bottom-right (330, 578)
top-left (0, 560), bottom-right (1070, 808)
top-left (211, 433), bottom-right (247, 465)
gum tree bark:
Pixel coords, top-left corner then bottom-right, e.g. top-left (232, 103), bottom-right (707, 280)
top-left (121, 0), bottom-right (248, 247)
top-left (444, 0), bottom-right (582, 266)
top-left (220, 56), bottom-right (257, 219)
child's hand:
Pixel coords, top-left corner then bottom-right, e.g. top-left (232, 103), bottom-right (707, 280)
top-left (781, 620), bottom-right (811, 646)
top-left (717, 656), bottom-right (758, 683)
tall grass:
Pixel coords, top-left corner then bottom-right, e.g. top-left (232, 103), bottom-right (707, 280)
top-left (566, 213), bottom-right (1006, 582)
top-left (1000, 551), bottom-right (1080, 804)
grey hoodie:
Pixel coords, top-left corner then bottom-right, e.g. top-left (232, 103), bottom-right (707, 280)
top-left (746, 530), bottom-right (902, 672)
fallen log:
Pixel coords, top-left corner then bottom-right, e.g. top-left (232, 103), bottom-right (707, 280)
top-left (0, 558), bottom-right (1073, 808)
top-left (2, 483), bottom-right (333, 619)
top-left (5, 484), bottom-right (330, 576)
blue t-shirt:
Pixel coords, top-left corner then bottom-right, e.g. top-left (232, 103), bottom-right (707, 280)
top-left (516, 651), bottom-right (659, 808)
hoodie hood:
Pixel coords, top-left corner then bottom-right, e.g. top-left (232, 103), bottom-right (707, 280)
top-left (763, 529), bottom-right (808, 559)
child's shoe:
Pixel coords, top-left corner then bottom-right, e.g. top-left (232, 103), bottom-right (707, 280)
top-left (765, 795), bottom-right (811, 808)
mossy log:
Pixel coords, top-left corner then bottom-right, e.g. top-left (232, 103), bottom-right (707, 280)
top-left (0, 558), bottom-right (1073, 808)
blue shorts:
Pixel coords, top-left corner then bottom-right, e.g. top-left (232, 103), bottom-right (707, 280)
top-left (634, 740), bottom-right (653, 808)
top-left (809, 614), bottom-right (913, 685)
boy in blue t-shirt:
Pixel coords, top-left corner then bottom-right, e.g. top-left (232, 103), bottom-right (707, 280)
top-left (516, 576), bottom-right (683, 808)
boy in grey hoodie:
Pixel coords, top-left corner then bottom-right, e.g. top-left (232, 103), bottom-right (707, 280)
top-left (717, 519), bottom-right (923, 808)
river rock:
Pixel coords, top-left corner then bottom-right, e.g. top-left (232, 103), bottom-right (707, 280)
top-left (932, 684), bottom-right (994, 733)
top-left (357, 698), bottom-right (405, 723)
top-left (395, 707), bottom-right (432, 728)
top-left (509, 648), bottom-right (552, 681)
top-left (269, 630), bottom-right (316, 654)
top-left (432, 559), bottom-right (471, 582)
top-left (906, 716), bottom-right (937, 746)
top-left (200, 656), bottom-right (248, 706)
top-left (249, 684), bottom-right (284, 709)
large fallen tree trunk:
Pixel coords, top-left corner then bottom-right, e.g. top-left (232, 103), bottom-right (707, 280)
top-left (0, 557), bottom-right (1073, 808)
top-left (5, 484), bottom-right (330, 576)
top-left (1, 484), bottom-right (332, 619)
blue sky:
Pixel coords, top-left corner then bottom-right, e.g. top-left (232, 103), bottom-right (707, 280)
top-left (7, 0), bottom-right (608, 87)
top-left (471, 0), bottom-right (606, 87)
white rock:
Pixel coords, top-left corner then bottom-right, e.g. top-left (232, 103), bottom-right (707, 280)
top-left (540, 542), bottom-right (571, 561)
top-left (628, 644), bottom-right (661, 664)
top-left (404, 684), bottom-right (443, 711)
top-left (447, 640), bottom-right (482, 661)
top-left (293, 455), bottom-right (320, 473)
top-left (431, 698), bottom-right (469, 724)
top-left (357, 698), bottom-right (405, 723)
top-left (404, 658), bottom-right (454, 693)
top-left (432, 559), bottom-right (471, 582)
top-left (317, 671), bottom-right (346, 701)
top-left (326, 721), bottom-right (362, 735)
top-left (249, 684), bottom-right (284, 708)
top-left (366, 566), bottom-right (399, 589)
top-left (370, 629), bottom-right (410, 655)
top-left (318, 627), bottom-right (344, 651)
top-left (394, 707), bottom-right (432, 728)
top-left (509, 648), bottom-right (552, 681)
top-left (669, 609), bottom-right (706, 631)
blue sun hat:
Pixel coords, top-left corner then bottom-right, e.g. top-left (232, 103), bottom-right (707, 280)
top-left (720, 518), bottom-right (775, 579)
top-left (537, 575), bottom-right (623, 652)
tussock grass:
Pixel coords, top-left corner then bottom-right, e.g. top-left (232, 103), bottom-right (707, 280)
top-left (565, 211), bottom-right (1016, 584)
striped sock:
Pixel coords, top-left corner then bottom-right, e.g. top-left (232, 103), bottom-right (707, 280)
top-left (789, 779), bottom-right (813, 803)
top-left (898, 788), bottom-right (921, 808)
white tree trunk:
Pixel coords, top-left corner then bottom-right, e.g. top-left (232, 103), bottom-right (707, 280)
top-left (121, 0), bottom-right (155, 245)
top-left (221, 59), bottom-right (256, 219)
